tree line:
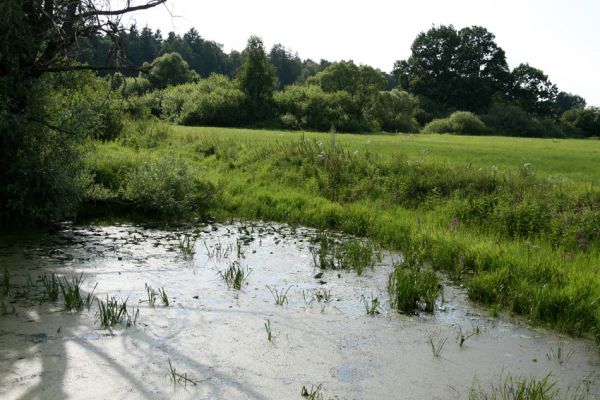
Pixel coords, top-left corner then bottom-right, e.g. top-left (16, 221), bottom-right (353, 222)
top-left (1, 1), bottom-right (599, 226)
top-left (78, 24), bottom-right (598, 138)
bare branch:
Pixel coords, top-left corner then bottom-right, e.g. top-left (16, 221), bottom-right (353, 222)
top-left (78, 0), bottom-right (167, 18)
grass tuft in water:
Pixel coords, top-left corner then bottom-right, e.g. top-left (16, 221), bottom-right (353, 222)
top-left (144, 283), bottom-right (157, 307)
top-left (218, 261), bottom-right (251, 290)
top-left (167, 358), bottom-right (198, 388)
top-left (40, 273), bottom-right (60, 302)
top-left (97, 296), bottom-right (138, 329)
top-left (309, 233), bottom-right (379, 275)
top-left (457, 325), bottom-right (481, 347)
top-left (362, 293), bottom-right (382, 316)
top-left (388, 250), bottom-right (440, 314)
top-left (546, 339), bottom-right (574, 366)
top-left (428, 334), bottom-right (447, 358)
top-left (59, 274), bottom-right (86, 311)
top-left (159, 287), bottom-right (169, 306)
top-left (468, 372), bottom-right (561, 400)
top-left (267, 285), bottom-right (293, 306)
top-left (264, 319), bottom-right (273, 342)
top-left (301, 383), bottom-right (324, 400)
top-left (178, 233), bottom-right (196, 259)
top-left (1, 268), bottom-right (11, 296)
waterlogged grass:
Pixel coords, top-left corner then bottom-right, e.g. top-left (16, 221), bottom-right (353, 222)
top-left (218, 260), bottom-right (251, 290)
top-left (467, 372), bottom-right (592, 400)
top-left (309, 232), bottom-right (379, 275)
top-left (86, 125), bottom-right (600, 339)
top-left (388, 251), bottom-right (440, 314)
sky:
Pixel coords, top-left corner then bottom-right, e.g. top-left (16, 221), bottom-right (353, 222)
top-left (124, 0), bottom-right (600, 106)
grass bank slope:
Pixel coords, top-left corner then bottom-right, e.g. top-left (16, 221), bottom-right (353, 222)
top-left (86, 124), bottom-right (600, 340)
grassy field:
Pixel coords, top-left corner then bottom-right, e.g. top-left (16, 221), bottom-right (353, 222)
top-left (86, 124), bottom-right (600, 340)
top-left (171, 126), bottom-right (600, 184)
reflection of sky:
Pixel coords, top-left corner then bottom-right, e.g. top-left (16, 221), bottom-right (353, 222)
top-left (126, 0), bottom-right (600, 106)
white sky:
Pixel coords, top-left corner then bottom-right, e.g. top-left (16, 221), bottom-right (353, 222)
top-left (125, 0), bottom-right (600, 106)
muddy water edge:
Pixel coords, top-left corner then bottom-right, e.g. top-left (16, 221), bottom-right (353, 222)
top-left (0, 221), bottom-right (598, 399)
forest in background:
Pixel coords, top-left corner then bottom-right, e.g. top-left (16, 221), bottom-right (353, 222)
top-left (77, 24), bottom-right (599, 138)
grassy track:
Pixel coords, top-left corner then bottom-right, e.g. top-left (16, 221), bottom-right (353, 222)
top-left (87, 124), bottom-right (600, 340)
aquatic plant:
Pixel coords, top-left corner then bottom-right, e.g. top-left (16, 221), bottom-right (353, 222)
top-left (468, 372), bottom-right (560, 400)
top-left (546, 339), bottom-right (574, 366)
top-left (204, 240), bottom-right (232, 261)
top-left (1, 268), bottom-right (11, 296)
top-left (144, 283), bottom-right (157, 307)
top-left (97, 295), bottom-right (137, 329)
top-left (301, 384), bottom-right (324, 400)
top-left (309, 233), bottom-right (378, 275)
top-left (178, 233), bottom-right (196, 259)
top-left (59, 274), bottom-right (86, 311)
top-left (40, 273), bottom-right (60, 302)
top-left (388, 250), bottom-right (440, 314)
top-left (362, 293), bottom-right (381, 316)
top-left (167, 359), bottom-right (198, 388)
top-left (457, 325), bottom-right (481, 347)
top-left (159, 287), bottom-right (169, 306)
top-left (264, 319), bottom-right (273, 342)
top-left (314, 288), bottom-right (332, 303)
top-left (218, 261), bottom-right (251, 290)
top-left (428, 334), bottom-right (447, 358)
top-left (267, 285), bottom-right (292, 306)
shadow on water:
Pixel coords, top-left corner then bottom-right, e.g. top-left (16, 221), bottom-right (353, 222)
top-left (0, 228), bottom-right (269, 399)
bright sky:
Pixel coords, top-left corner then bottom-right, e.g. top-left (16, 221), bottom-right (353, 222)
top-left (126, 0), bottom-right (600, 106)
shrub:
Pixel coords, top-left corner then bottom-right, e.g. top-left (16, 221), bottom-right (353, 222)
top-left (274, 84), bottom-right (370, 132)
top-left (117, 120), bottom-right (170, 149)
top-left (363, 89), bottom-right (421, 133)
top-left (388, 250), bottom-right (440, 314)
top-left (119, 157), bottom-right (213, 218)
top-left (423, 111), bottom-right (487, 135)
top-left (481, 104), bottom-right (565, 138)
top-left (561, 107), bottom-right (600, 137)
top-left (155, 75), bottom-right (248, 127)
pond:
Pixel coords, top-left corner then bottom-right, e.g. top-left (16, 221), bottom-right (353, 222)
top-left (0, 221), bottom-right (598, 399)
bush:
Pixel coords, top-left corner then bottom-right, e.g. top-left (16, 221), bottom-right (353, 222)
top-left (561, 107), bottom-right (600, 137)
top-left (149, 75), bottom-right (248, 127)
top-left (423, 111), bottom-right (487, 135)
top-left (481, 104), bottom-right (565, 138)
top-left (119, 157), bottom-right (213, 218)
top-left (118, 120), bottom-right (170, 149)
top-left (363, 89), bottom-right (421, 133)
top-left (274, 84), bottom-right (371, 132)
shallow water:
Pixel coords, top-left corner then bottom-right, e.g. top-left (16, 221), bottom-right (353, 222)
top-left (0, 221), bottom-right (598, 399)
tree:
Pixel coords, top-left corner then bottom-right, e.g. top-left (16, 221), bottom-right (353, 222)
top-left (556, 91), bottom-right (586, 114)
top-left (510, 63), bottom-right (558, 116)
top-left (561, 107), bottom-right (600, 137)
top-left (394, 25), bottom-right (510, 113)
top-left (0, 0), bottom-right (166, 226)
top-left (237, 36), bottom-right (277, 120)
top-left (307, 61), bottom-right (386, 108)
top-left (269, 44), bottom-right (303, 90)
top-left (143, 52), bottom-right (199, 89)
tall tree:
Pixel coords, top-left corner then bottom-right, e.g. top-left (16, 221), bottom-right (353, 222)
top-left (269, 44), bottom-right (303, 90)
top-left (142, 52), bottom-right (199, 89)
top-left (394, 25), bottom-right (510, 113)
top-left (556, 91), bottom-right (586, 115)
top-left (0, 0), bottom-right (166, 226)
top-left (510, 63), bottom-right (558, 116)
top-left (237, 36), bottom-right (277, 120)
